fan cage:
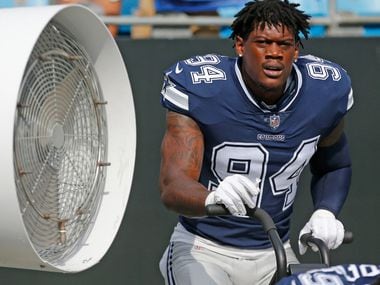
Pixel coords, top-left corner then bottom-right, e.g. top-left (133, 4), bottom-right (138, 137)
top-left (13, 20), bottom-right (108, 265)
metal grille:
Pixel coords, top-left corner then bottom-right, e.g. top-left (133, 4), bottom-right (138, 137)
top-left (13, 20), bottom-right (108, 264)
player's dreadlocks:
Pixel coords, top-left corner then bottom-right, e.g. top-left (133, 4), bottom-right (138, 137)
top-left (230, 0), bottom-right (311, 46)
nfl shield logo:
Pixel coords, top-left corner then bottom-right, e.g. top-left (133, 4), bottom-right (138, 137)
top-left (269, 114), bottom-right (280, 129)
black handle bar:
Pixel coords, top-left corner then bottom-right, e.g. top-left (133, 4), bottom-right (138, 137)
top-left (206, 204), bottom-right (288, 282)
top-left (300, 231), bottom-right (354, 266)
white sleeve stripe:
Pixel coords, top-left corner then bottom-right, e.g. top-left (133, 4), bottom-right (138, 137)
top-left (347, 88), bottom-right (354, 111)
top-left (162, 86), bottom-right (189, 111)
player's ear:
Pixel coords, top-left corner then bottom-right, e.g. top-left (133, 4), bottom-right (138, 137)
top-left (234, 36), bottom-right (244, 57)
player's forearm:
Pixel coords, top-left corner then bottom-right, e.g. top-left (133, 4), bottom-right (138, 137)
top-left (310, 133), bottom-right (352, 215)
top-left (159, 111), bottom-right (207, 216)
top-left (160, 175), bottom-right (210, 216)
top-left (310, 166), bottom-right (351, 215)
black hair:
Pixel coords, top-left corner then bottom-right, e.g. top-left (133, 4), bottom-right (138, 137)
top-left (230, 0), bottom-right (311, 46)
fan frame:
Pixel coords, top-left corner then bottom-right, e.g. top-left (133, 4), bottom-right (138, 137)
top-left (0, 4), bottom-right (136, 273)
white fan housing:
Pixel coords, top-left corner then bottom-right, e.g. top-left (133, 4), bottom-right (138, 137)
top-left (0, 5), bottom-right (136, 273)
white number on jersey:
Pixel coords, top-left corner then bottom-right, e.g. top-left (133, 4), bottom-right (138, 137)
top-left (211, 142), bottom-right (268, 185)
top-left (306, 62), bottom-right (342, 81)
top-left (269, 137), bottom-right (319, 210)
top-left (191, 65), bottom-right (227, 84)
top-left (210, 137), bottom-right (319, 211)
top-left (295, 264), bottom-right (380, 284)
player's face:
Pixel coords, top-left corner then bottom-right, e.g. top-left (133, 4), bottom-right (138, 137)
top-left (235, 24), bottom-right (299, 104)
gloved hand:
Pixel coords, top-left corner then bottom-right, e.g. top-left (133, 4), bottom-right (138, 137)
top-left (298, 209), bottom-right (345, 255)
top-left (205, 174), bottom-right (260, 216)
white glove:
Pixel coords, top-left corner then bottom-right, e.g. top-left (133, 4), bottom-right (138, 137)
top-left (205, 174), bottom-right (260, 216)
top-left (298, 209), bottom-right (345, 255)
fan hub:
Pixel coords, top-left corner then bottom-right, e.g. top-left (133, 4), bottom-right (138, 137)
top-left (51, 124), bottom-right (64, 148)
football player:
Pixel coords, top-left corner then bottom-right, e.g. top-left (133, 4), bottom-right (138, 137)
top-left (158, 0), bottom-right (353, 284)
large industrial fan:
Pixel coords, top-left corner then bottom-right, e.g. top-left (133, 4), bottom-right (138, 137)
top-left (0, 5), bottom-right (136, 272)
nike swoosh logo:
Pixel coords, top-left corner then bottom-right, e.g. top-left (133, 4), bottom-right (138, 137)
top-left (175, 63), bottom-right (183, 74)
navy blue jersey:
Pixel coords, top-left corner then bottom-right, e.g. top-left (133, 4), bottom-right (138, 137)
top-left (160, 54), bottom-right (353, 248)
top-left (276, 264), bottom-right (380, 285)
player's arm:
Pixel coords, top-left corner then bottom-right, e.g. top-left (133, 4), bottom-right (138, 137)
top-left (310, 119), bottom-right (352, 215)
top-left (299, 119), bottom-right (351, 254)
top-left (159, 111), bottom-right (260, 217)
top-left (159, 111), bottom-right (209, 217)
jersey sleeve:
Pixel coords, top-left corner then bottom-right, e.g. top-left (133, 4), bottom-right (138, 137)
top-left (332, 65), bottom-right (354, 138)
top-left (328, 66), bottom-right (354, 135)
top-left (323, 58), bottom-right (354, 120)
top-left (160, 54), bottom-right (231, 119)
top-left (331, 58), bottom-right (354, 113)
top-left (160, 60), bottom-right (192, 115)
top-left (335, 61), bottom-right (354, 115)
top-left (300, 55), bottom-right (354, 137)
